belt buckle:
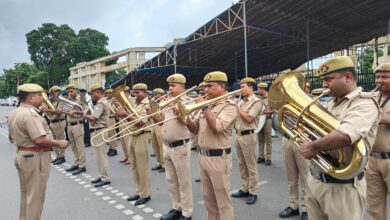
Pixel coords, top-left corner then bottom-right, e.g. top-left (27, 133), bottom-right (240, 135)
top-left (384, 153), bottom-right (389, 159)
top-left (164, 140), bottom-right (173, 148)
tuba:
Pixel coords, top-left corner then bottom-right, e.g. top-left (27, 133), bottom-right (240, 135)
top-left (110, 85), bottom-right (139, 132)
top-left (268, 71), bottom-right (368, 180)
top-left (41, 92), bottom-right (58, 120)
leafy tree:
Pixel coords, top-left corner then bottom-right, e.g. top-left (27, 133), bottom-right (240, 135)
top-left (105, 69), bottom-right (127, 86)
top-left (360, 48), bottom-right (374, 74)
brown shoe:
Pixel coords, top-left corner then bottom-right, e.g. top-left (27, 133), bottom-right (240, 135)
top-left (124, 160), bottom-right (131, 165)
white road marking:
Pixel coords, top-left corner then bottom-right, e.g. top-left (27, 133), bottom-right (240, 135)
top-left (116, 192), bottom-right (124, 196)
top-left (74, 178), bottom-right (81, 182)
top-left (109, 200), bottom-right (117, 204)
top-left (111, 189), bottom-right (119, 193)
top-left (115, 204), bottom-right (125, 209)
top-left (122, 196), bottom-right (128, 200)
top-left (123, 210), bottom-right (134, 215)
top-left (95, 191), bottom-right (104, 196)
top-left (102, 196), bottom-right (111, 201)
top-left (69, 176), bottom-right (76, 179)
top-left (78, 181), bottom-right (86, 185)
top-left (105, 187), bottom-right (113, 190)
top-left (90, 188), bottom-right (97, 192)
top-left (143, 207), bottom-right (153, 213)
top-left (137, 204), bottom-right (145, 208)
top-left (84, 184), bottom-right (91, 188)
top-left (153, 213), bottom-right (162, 218)
top-left (132, 215), bottom-right (143, 220)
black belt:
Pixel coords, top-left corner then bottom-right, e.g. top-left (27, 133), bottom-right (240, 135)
top-left (199, 148), bottom-right (231, 157)
top-left (51, 118), bottom-right (65, 123)
top-left (135, 130), bottom-right (151, 136)
top-left (89, 127), bottom-right (105, 133)
top-left (238, 129), bottom-right (254, 136)
top-left (69, 121), bottom-right (83, 126)
top-left (370, 152), bottom-right (390, 159)
top-left (164, 138), bottom-right (190, 148)
top-left (310, 169), bottom-right (364, 184)
top-left (109, 116), bottom-right (116, 119)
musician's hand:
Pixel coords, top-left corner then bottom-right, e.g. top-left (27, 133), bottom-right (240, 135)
top-left (57, 140), bottom-right (69, 148)
top-left (195, 95), bottom-right (206, 103)
top-left (145, 107), bottom-right (152, 115)
top-left (68, 109), bottom-right (75, 117)
top-left (297, 138), bottom-right (317, 159)
top-left (115, 109), bottom-right (128, 118)
top-left (40, 107), bottom-right (49, 112)
top-left (172, 107), bottom-right (180, 116)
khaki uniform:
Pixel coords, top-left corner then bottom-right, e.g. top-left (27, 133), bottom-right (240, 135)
top-left (50, 99), bottom-right (66, 158)
top-left (129, 97), bottom-right (151, 198)
top-left (257, 96), bottom-right (272, 160)
top-left (67, 95), bottom-right (86, 168)
top-left (151, 98), bottom-right (164, 167)
top-left (90, 97), bottom-right (111, 181)
top-left (195, 99), bottom-right (238, 220)
top-left (282, 137), bottom-right (308, 211)
top-left (162, 96), bottom-right (193, 217)
top-left (119, 121), bottom-right (130, 159)
top-left (107, 98), bottom-right (117, 149)
top-left (8, 103), bottom-right (53, 220)
top-left (235, 94), bottom-right (262, 194)
top-left (307, 87), bottom-right (379, 220)
top-left (366, 92), bottom-right (390, 220)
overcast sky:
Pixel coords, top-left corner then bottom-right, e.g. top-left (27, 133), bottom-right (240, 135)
top-left (0, 0), bottom-right (235, 73)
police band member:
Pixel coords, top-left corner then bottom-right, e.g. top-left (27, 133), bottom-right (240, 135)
top-left (366, 62), bottom-right (390, 220)
top-left (155, 74), bottom-right (193, 220)
top-left (42, 85), bottom-right (67, 165)
top-left (84, 84), bottom-right (112, 187)
top-left (8, 84), bottom-right (68, 220)
top-left (116, 83), bottom-right (152, 206)
top-left (256, 82), bottom-right (274, 166)
top-left (119, 85), bottom-right (131, 165)
top-left (150, 88), bottom-right (165, 172)
top-left (186, 71), bottom-right (238, 220)
top-left (298, 56), bottom-right (379, 220)
top-left (66, 84), bottom-right (87, 175)
top-left (104, 88), bottom-right (118, 157)
top-left (231, 77), bottom-right (262, 205)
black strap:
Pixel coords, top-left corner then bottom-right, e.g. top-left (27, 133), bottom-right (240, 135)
top-left (199, 148), bottom-right (231, 157)
top-left (239, 130), bottom-right (255, 136)
top-left (378, 94), bottom-right (390, 109)
top-left (310, 169), bottom-right (364, 184)
top-left (89, 127), bottom-right (105, 133)
top-left (164, 138), bottom-right (190, 148)
top-left (51, 118), bottom-right (65, 123)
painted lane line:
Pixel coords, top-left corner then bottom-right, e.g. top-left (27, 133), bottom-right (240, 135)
top-left (95, 191), bottom-right (104, 196)
top-left (132, 215), bottom-right (143, 220)
top-left (143, 207), bottom-right (153, 213)
top-left (153, 213), bottom-right (163, 218)
top-left (84, 184), bottom-right (92, 188)
top-left (109, 200), bottom-right (117, 204)
top-left (90, 188), bottom-right (97, 192)
top-left (116, 192), bottom-right (124, 196)
top-left (115, 204), bottom-right (125, 209)
top-left (137, 204), bottom-right (146, 208)
top-left (111, 189), bottom-right (119, 193)
top-left (123, 210), bottom-right (134, 215)
top-left (102, 196), bottom-right (111, 201)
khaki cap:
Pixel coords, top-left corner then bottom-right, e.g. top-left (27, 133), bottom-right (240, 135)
top-left (132, 83), bottom-right (148, 90)
top-left (90, 84), bottom-right (102, 92)
top-left (258, 82), bottom-right (268, 88)
top-left (66, 84), bottom-right (77, 90)
top-left (198, 82), bottom-right (206, 87)
top-left (240, 77), bottom-right (256, 84)
top-left (124, 86), bottom-right (130, 91)
top-left (204, 71), bottom-right (228, 83)
top-left (49, 85), bottom-right (61, 93)
top-left (105, 88), bottom-right (113, 93)
top-left (374, 62), bottom-right (390, 73)
top-left (317, 56), bottom-right (354, 77)
top-left (153, 88), bottom-right (165, 94)
top-left (167, 73), bottom-right (186, 84)
top-left (18, 84), bottom-right (44, 93)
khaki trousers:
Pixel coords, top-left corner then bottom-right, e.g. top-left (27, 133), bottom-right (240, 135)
top-left (152, 125), bottom-right (164, 167)
top-left (236, 134), bottom-right (259, 194)
top-left (107, 118), bottom-right (117, 149)
top-left (129, 132), bottom-right (151, 198)
top-left (198, 152), bottom-right (234, 220)
top-left (258, 118), bottom-right (272, 160)
top-left (50, 120), bottom-right (66, 158)
top-left (67, 123), bottom-right (86, 168)
top-left (307, 175), bottom-right (366, 220)
top-left (91, 130), bottom-right (110, 181)
top-left (282, 137), bottom-right (308, 211)
top-left (14, 151), bottom-right (51, 220)
top-left (119, 123), bottom-right (130, 159)
top-left (163, 142), bottom-right (193, 217)
top-left (366, 156), bottom-right (390, 220)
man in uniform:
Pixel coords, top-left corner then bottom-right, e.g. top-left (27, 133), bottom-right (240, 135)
top-left (65, 84), bottom-right (87, 175)
top-left (154, 74), bottom-right (193, 220)
top-left (8, 83), bottom-right (68, 220)
top-left (366, 62), bottom-right (390, 220)
top-left (84, 84), bottom-right (111, 187)
top-left (186, 71), bottom-right (239, 220)
top-left (116, 83), bottom-right (152, 206)
top-left (118, 85), bottom-right (131, 165)
top-left (298, 56), bottom-right (379, 220)
top-left (150, 88), bottom-right (165, 172)
top-left (79, 88), bottom-right (91, 147)
top-left (104, 88), bottom-right (118, 157)
top-left (42, 85), bottom-right (67, 165)
top-left (231, 77), bottom-right (262, 205)
top-left (256, 82), bottom-right (274, 166)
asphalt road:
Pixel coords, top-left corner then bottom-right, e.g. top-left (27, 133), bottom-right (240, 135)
top-left (0, 106), bottom-right (386, 220)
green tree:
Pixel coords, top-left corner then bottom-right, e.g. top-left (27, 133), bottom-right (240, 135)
top-left (105, 69), bottom-right (127, 85)
top-left (360, 48), bottom-right (374, 74)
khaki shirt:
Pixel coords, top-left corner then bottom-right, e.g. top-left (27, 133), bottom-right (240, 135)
top-left (235, 94), bottom-right (262, 133)
top-left (372, 91), bottom-right (390, 152)
top-left (311, 87), bottom-right (379, 171)
top-left (8, 103), bottom-right (53, 148)
top-left (67, 95), bottom-right (86, 123)
top-left (107, 97), bottom-right (116, 117)
top-left (196, 98), bottom-right (239, 149)
top-left (163, 95), bottom-right (193, 141)
top-left (90, 97), bottom-right (110, 129)
top-left (259, 95), bottom-right (272, 118)
top-left (51, 99), bottom-right (66, 120)
top-left (131, 96), bottom-right (151, 135)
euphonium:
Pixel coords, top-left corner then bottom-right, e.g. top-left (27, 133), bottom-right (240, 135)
top-left (268, 71), bottom-right (368, 180)
top-left (41, 92), bottom-right (58, 120)
top-left (111, 85), bottom-right (139, 132)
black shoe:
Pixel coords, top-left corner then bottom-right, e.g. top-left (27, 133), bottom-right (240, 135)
top-left (135, 196), bottom-right (150, 206)
top-left (246, 194), bottom-right (257, 205)
top-left (279, 207), bottom-right (300, 218)
top-left (72, 167), bottom-right (86, 175)
top-left (66, 165), bottom-right (79, 172)
top-left (264, 160), bottom-right (272, 166)
top-left (301, 212), bottom-right (308, 220)
top-left (151, 165), bottom-right (162, 171)
top-left (95, 181), bottom-right (110, 187)
top-left (150, 154), bottom-right (155, 157)
top-left (107, 149), bottom-right (113, 156)
top-left (195, 178), bottom-right (201, 183)
top-left (179, 216), bottom-right (192, 220)
top-left (127, 195), bottom-right (140, 201)
top-left (108, 149), bottom-right (117, 157)
top-left (51, 157), bottom-right (59, 164)
top-left (91, 178), bottom-right (102, 184)
top-left (231, 189), bottom-right (250, 198)
top-left (53, 157), bottom-right (65, 165)
top-left (160, 209), bottom-right (182, 220)
top-left (257, 157), bottom-right (265, 164)
top-left (158, 167), bottom-right (165, 173)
